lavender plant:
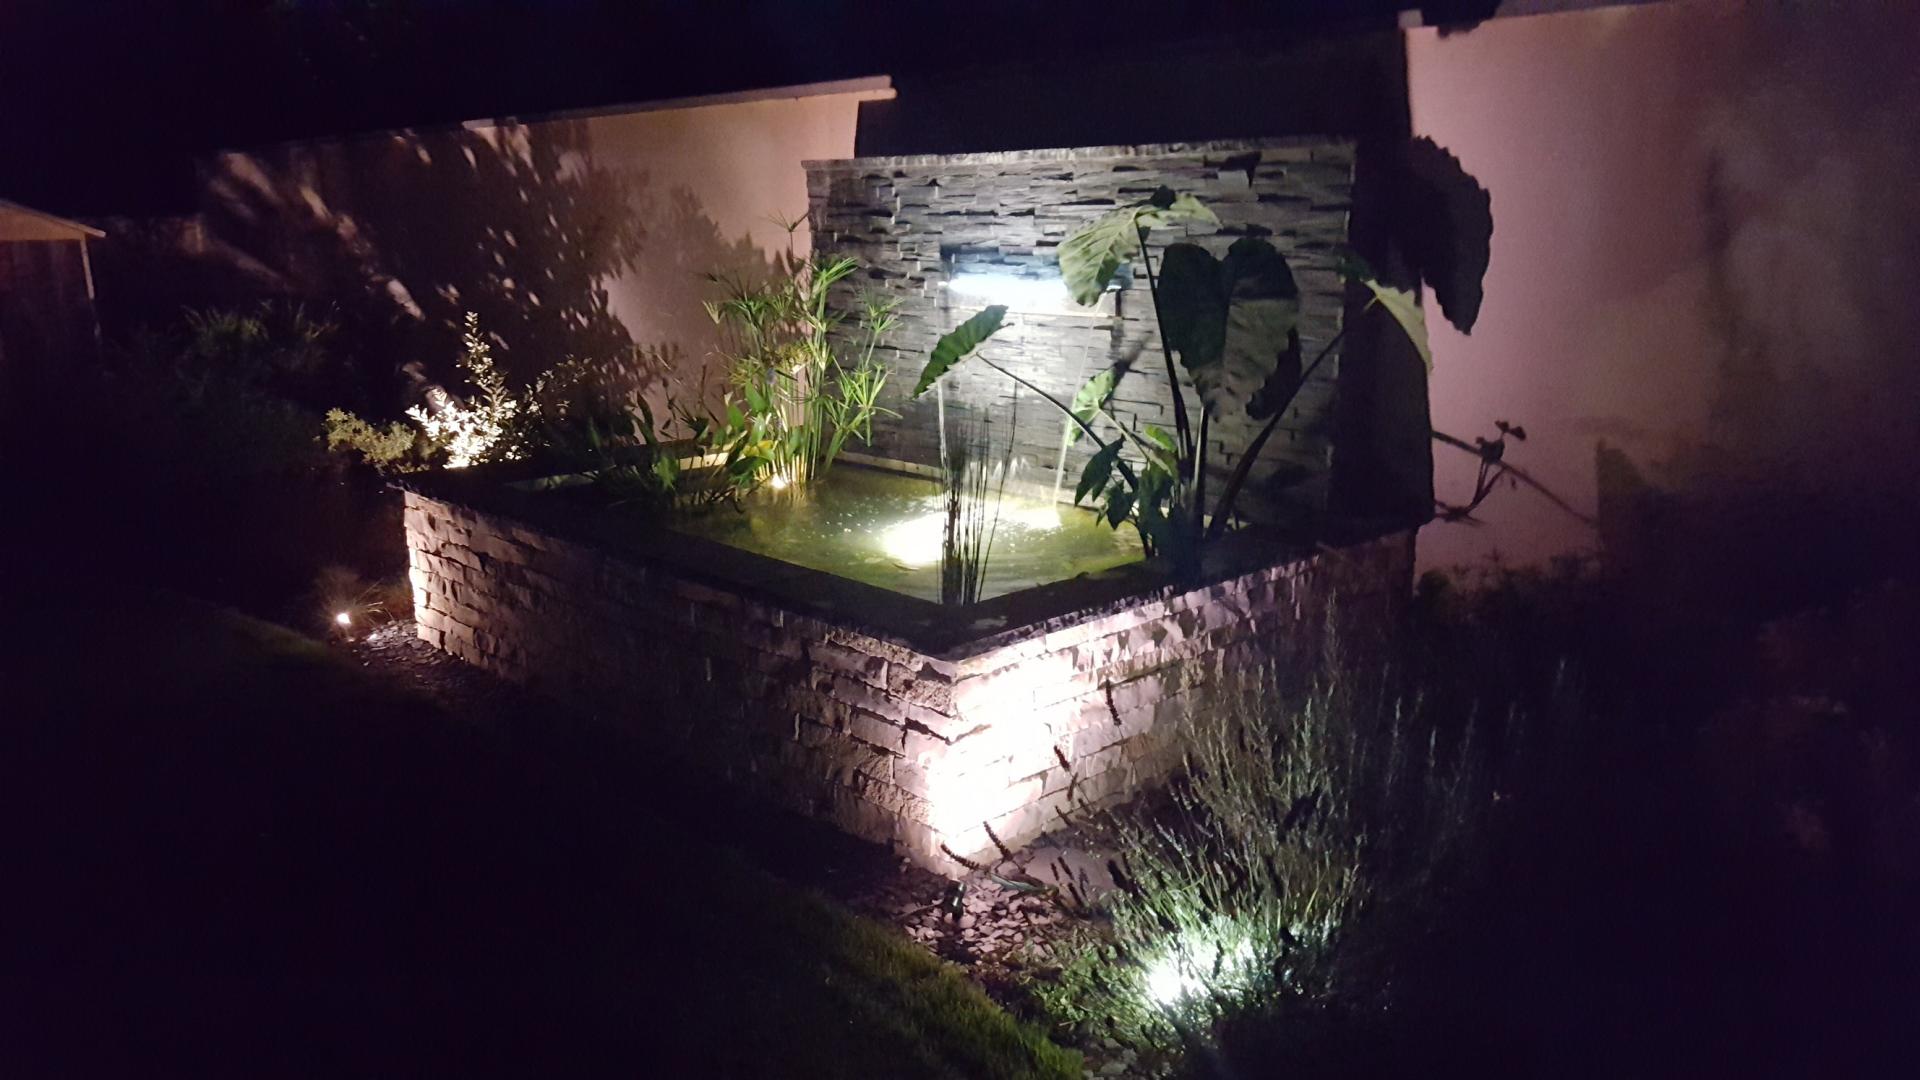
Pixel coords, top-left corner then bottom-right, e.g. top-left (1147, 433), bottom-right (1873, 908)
top-left (1030, 643), bottom-right (1504, 1057)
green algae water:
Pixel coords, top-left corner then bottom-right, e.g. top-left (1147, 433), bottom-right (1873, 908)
top-left (668, 463), bottom-right (1142, 602)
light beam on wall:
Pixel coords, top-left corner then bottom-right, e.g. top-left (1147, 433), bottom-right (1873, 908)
top-left (943, 271), bottom-right (1072, 313)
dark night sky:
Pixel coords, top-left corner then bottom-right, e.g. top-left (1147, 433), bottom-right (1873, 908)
top-left (0, 0), bottom-right (1501, 216)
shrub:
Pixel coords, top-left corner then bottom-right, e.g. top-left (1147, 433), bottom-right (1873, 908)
top-left (403, 311), bottom-right (529, 468)
top-left (1030, 634), bottom-right (1519, 1061)
top-left (98, 301), bottom-right (345, 479)
top-left (323, 311), bottom-right (551, 472)
top-left (322, 408), bottom-right (428, 474)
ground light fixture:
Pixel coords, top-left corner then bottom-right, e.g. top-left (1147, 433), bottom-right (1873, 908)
top-left (1142, 935), bottom-right (1257, 1009)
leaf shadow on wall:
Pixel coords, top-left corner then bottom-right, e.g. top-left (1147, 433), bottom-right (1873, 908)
top-left (177, 118), bottom-right (772, 415)
top-left (1330, 135), bottom-right (1493, 529)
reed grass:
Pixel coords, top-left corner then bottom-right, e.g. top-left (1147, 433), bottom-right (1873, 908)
top-left (939, 400), bottom-right (1016, 606)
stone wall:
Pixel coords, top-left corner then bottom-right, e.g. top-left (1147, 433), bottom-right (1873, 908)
top-left (804, 139), bottom-right (1356, 524)
top-left (405, 488), bottom-right (1410, 875)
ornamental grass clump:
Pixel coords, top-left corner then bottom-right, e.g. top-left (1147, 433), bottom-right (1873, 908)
top-left (938, 408), bottom-right (1014, 606)
top-left (1032, 635), bottom-right (1503, 1060)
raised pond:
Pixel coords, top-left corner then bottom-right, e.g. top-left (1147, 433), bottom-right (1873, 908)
top-left (666, 463), bottom-right (1142, 602)
top-left (401, 459), bottom-right (1412, 875)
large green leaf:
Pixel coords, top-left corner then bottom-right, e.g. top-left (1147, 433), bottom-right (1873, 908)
top-left (1141, 192), bottom-right (1217, 231)
top-left (1057, 188), bottom-right (1218, 306)
top-left (1359, 279), bottom-right (1432, 370)
top-left (1155, 237), bottom-right (1300, 418)
top-left (1155, 241), bottom-right (1227, 390)
top-left (1066, 367), bottom-right (1118, 445)
top-left (1074, 441), bottom-right (1123, 505)
top-left (913, 306), bottom-right (1007, 398)
top-left (1216, 237), bottom-right (1301, 415)
top-left (1140, 424), bottom-right (1180, 471)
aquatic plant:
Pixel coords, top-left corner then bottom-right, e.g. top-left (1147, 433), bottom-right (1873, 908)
top-left (938, 405), bottom-right (1015, 606)
top-left (707, 220), bottom-right (898, 487)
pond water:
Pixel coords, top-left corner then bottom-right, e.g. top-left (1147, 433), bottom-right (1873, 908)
top-left (667, 463), bottom-right (1143, 602)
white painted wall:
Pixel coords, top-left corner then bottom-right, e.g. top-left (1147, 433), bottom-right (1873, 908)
top-left (1408, 1), bottom-right (1920, 570)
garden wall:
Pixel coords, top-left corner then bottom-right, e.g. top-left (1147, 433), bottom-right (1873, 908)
top-left (101, 78), bottom-right (893, 411)
top-left (805, 139), bottom-right (1357, 525)
top-left (404, 488), bottom-right (1410, 875)
top-left (1408, 2), bottom-right (1920, 573)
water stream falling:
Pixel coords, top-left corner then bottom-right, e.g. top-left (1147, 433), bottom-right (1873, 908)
top-left (935, 378), bottom-right (949, 464)
top-left (1051, 412), bottom-right (1072, 506)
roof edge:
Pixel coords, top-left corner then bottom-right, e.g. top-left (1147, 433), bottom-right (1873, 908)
top-left (469, 75), bottom-right (896, 130)
top-left (214, 75), bottom-right (895, 158)
top-left (0, 198), bottom-right (106, 240)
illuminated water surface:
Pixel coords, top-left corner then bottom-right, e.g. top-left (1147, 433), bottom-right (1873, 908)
top-left (668, 463), bottom-right (1142, 602)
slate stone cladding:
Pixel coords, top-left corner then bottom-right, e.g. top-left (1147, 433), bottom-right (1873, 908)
top-left (804, 139), bottom-right (1356, 525)
top-left (405, 487), bottom-right (1410, 876)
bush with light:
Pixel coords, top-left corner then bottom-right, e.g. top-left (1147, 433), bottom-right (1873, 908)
top-left (1029, 647), bottom-right (1497, 1060)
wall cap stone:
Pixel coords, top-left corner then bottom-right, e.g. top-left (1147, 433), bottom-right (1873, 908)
top-left (804, 136), bottom-right (1354, 173)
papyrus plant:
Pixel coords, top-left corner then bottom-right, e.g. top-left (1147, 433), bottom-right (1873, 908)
top-left (706, 219), bottom-right (899, 487)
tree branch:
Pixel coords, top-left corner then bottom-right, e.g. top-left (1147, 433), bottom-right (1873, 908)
top-left (1430, 429), bottom-right (1598, 528)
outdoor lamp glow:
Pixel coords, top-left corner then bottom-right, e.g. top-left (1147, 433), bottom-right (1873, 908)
top-left (879, 511), bottom-right (947, 568)
top-left (943, 271), bottom-right (1071, 312)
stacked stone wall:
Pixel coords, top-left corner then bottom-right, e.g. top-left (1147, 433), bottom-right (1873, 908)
top-left (805, 139), bottom-right (1356, 523)
top-left (406, 490), bottom-right (1410, 875)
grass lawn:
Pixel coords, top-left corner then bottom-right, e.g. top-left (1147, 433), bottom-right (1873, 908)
top-left (2, 591), bottom-right (1079, 1078)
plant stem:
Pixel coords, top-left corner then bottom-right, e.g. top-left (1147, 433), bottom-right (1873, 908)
top-left (1138, 229), bottom-right (1195, 465)
top-left (1431, 429), bottom-right (1598, 527)
top-left (1194, 409), bottom-right (1210, 534)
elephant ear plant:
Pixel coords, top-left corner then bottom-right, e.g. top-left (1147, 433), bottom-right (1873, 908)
top-left (914, 186), bottom-right (1431, 572)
